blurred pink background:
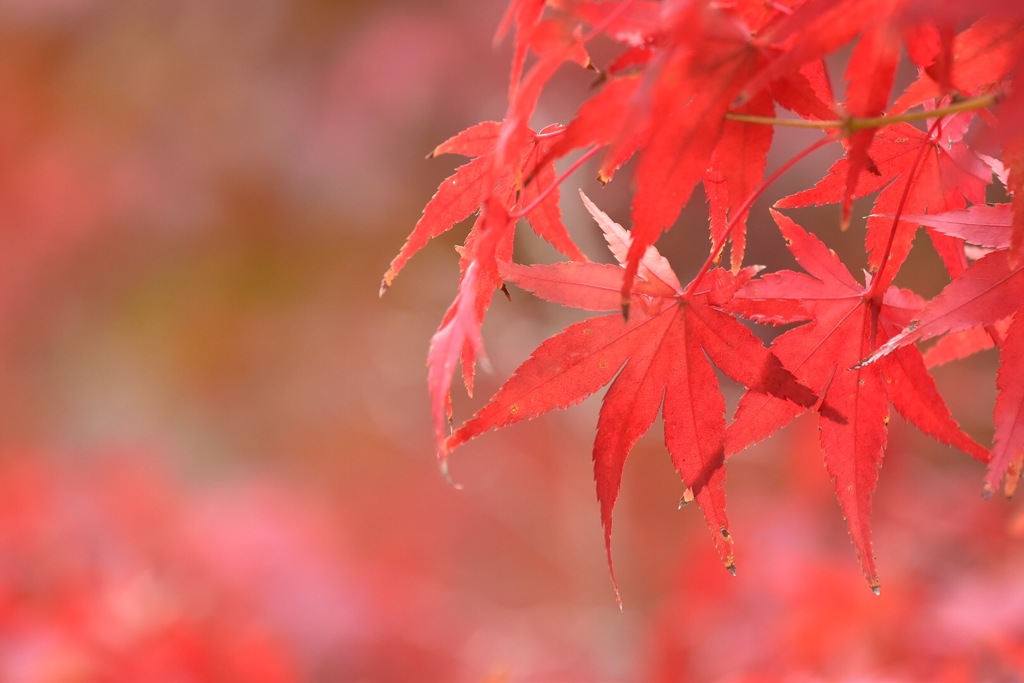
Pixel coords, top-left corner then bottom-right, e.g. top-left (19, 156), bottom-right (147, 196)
top-left (0, 0), bottom-right (1020, 680)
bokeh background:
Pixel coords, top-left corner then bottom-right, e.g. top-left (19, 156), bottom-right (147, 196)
top-left (0, 0), bottom-right (1021, 680)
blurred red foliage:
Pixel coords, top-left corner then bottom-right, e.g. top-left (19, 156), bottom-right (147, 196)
top-left (0, 442), bottom-right (1019, 681)
top-left (0, 453), bottom-right (369, 680)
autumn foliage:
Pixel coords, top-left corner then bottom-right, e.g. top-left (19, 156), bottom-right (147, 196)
top-left (385, 0), bottom-right (1024, 596)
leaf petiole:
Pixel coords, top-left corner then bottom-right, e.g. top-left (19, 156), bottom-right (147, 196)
top-left (510, 145), bottom-right (602, 220)
top-left (683, 134), bottom-right (836, 297)
top-left (724, 92), bottom-right (998, 132)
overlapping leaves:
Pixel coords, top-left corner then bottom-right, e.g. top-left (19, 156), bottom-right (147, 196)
top-left (727, 211), bottom-right (987, 590)
top-left (868, 204), bottom-right (1024, 495)
top-left (386, 0), bottom-right (1024, 595)
top-left (446, 194), bottom-right (814, 594)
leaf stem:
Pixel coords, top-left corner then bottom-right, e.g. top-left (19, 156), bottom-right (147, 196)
top-left (724, 115), bottom-right (840, 129)
top-left (866, 117), bottom-right (945, 299)
top-left (684, 134), bottom-right (836, 297)
top-left (724, 92), bottom-right (998, 132)
top-left (510, 145), bottom-right (601, 219)
top-left (534, 127), bottom-right (566, 140)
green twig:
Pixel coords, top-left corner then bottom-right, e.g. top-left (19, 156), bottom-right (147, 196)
top-left (724, 92), bottom-right (998, 132)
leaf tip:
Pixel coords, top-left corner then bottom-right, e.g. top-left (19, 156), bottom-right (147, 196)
top-left (678, 487), bottom-right (695, 509)
top-left (601, 514), bottom-right (624, 609)
top-left (477, 352), bottom-right (493, 377)
top-left (1002, 450), bottom-right (1024, 498)
top-left (869, 580), bottom-right (881, 597)
top-left (379, 272), bottom-right (395, 298)
top-left (605, 549), bottom-right (624, 610)
top-left (439, 457), bottom-right (464, 490)
top-left (840, 199), bottom-right (853, 231)
top-left (721, 528), bottom-right (736, 575)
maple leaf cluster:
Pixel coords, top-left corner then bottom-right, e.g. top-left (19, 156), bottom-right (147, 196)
top-left (384, 0), bottom-right (1024, 596)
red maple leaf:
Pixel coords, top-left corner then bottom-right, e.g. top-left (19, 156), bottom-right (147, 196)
top-left (834, 3), bottom-right (901, 228)
top-left (889, 15), bottom-right (1024, 262)
top-left (741, 0), bottom-right (882, 101)
top-left (540, 3), bottom-right (807, 305)
top-left (867, 204), bottom-right (1024, 495)
top-left (703, 88), bottom-right (775, 273)
top-left (393, 0), bottom-right (1024, 597)
top-left (923, 319), bottom-right (1009, 368)
top-left (497, 0), bottom-right (592, 103)
top-left (445, 192), bottom-right (815, 600)
top-left (892, 16), bottom-right (1020, 114)
top-left (778, 118), bottom-right (991, 286)
top-left (893, 204), bottom-right (1012, 249)
top-left (380, 121), bottom-right (584, 296)
top-left (380, 117), bottom-right (589, 452)
top-left (383, 5), bottom-right (599, 455)
top-left (621, 3), bottom-right (768, 306)
top-left (726, 210), bottom-right (987, 592)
